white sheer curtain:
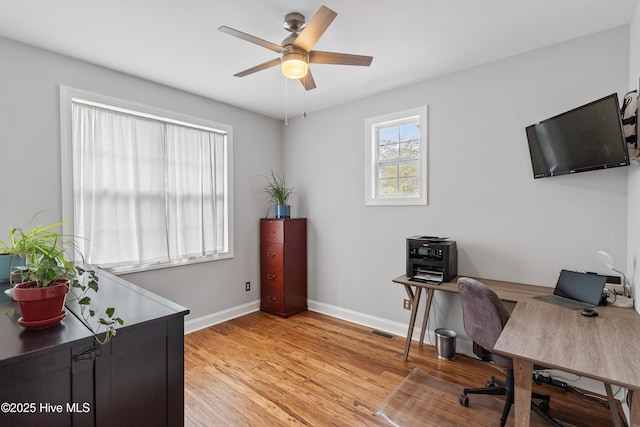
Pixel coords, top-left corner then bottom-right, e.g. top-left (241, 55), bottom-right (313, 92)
top-left (71, 101), bottom-right (227, 269)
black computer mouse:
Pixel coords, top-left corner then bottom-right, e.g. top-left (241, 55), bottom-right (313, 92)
top-left (581, 308), bottom-right (599, 317)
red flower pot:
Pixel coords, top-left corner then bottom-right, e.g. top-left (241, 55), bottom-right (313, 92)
top-left (13, 279), bottom-right (69, 329)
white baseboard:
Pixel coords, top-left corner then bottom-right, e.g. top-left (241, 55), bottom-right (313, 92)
top-left (307, 299), bottom-right (475, 356)
top-left (184, 300), bottom-right (260, 334)
top-left (307, 300), bottom-right (410, 337)
top-left (184, 298), bottom-right (476, 354)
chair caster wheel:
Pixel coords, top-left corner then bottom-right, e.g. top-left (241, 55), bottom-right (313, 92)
top-left (459, 394), bottom-right (469, 407)
top-left (538, 400), bottom-right (550, 413)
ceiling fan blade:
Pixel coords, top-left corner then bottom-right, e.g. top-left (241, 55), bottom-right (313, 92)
top-left (299, 70), bottom-right (316, 91)
top-left (234, 58), bottom-right (281, 77)
top-left (309, 51), bottom-right (373, 66)
top-left (218, 26), bottom-right (284, 53)
top-left (293, 6), bottom-right (337, 52)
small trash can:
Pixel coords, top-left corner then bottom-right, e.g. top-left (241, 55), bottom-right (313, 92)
top-left (435, 328), bottom-right (457, 360)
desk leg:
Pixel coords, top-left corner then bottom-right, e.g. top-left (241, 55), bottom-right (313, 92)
top-left (604, 383), bottom-right (623, 427)
top-left (402, 285), bottom-right (422, 362)
top-left (513, 357), bottom-right (532, 427)
top-left (418, 288), bottom-right (434, 347)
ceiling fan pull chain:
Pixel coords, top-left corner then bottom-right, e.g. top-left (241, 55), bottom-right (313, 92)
top-left (284, 77), bottom-right (289, 126)
top-left (303, 79), bottom-right (307, 119)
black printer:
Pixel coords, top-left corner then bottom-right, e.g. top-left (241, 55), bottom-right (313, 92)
top-left (406, 236), bottom-right (457, 283)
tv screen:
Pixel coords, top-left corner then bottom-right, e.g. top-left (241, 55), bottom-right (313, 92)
top-left (525, 94), bottom-right (629, 179)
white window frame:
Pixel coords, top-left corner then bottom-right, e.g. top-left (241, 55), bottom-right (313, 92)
top-left (365, 106), bottom-right (428, 206)
top-left (59, 86), bottom-right (234, 274)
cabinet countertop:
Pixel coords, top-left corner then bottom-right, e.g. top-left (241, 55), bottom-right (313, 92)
top-left (0, 267), bottom-right (189, 366)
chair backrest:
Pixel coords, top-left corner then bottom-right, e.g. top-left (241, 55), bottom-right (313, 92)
top-left (458, 277), bottom-right (511, 355)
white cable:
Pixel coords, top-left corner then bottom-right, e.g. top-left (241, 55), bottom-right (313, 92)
top-left (284, 77), bottom-right (288, 126)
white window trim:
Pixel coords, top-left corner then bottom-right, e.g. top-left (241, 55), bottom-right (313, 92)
top-left (365, 106), bottom-right (428, 206)
top-left (59, 85), bottom-right (234, 274)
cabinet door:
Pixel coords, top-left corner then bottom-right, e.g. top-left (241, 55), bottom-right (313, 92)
top-left (0, 347), bottom-right (80, 427)
top-left (96, 322), bottom-right (168, 427)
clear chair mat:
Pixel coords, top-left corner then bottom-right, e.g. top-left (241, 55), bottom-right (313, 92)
top-left (375, 367), bottom-right (509, 427)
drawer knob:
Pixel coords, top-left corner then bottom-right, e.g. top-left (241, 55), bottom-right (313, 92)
top-left (266, 251), bottom-right (276, 258)
top-left (267, 274), bottom-right (276, 280)
top-left (267, 296), bottom-right (277, 302)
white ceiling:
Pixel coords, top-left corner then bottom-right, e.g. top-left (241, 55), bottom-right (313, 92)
top-left (0, 0), bottom-right (638, 120)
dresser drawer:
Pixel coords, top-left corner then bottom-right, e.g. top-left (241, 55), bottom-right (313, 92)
top-left (260, 219), bottom-right (284, 243)
top-left (261, 284), bottom-right (285, 313)
top-left (261, 264), bottom-right (284, 287)
top-left (260, 243), bottom-right (283, 266)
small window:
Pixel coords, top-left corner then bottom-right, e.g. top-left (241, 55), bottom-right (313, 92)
top-left (365, 106), bottom-right (427, 205)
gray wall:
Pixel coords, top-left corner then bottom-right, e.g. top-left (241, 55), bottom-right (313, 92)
top-left (283, 26), bottom-right (630, 335)
top-left (0, 36), bottom-right (282, 321)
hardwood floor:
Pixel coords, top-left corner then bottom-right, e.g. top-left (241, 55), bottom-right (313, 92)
top-left (184, 310), bottom-right (624, 426)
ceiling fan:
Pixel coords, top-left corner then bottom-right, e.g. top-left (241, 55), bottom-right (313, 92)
top-left (218, 5), bottom-right (373, 90)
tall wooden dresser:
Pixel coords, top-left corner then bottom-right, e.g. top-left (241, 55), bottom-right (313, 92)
top-left (260, 218), bottom-right (307, 317)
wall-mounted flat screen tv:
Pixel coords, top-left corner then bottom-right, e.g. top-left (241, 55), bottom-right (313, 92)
top-left (526, 94), bottom-right (629, 179)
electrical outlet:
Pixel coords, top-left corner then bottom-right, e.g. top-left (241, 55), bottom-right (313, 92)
top-left (403, 299), bottom-right (411, 310)
top-left (245, 281), bottom-right (251, 292)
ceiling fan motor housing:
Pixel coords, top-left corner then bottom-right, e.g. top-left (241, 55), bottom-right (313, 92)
top-left (283, 12), bottom-right (306, 33)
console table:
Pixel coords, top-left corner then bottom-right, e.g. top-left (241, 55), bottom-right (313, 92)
top-left (0, 268), bottom-right (189, 427)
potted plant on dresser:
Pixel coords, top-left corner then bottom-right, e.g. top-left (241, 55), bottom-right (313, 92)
top-left (1, 217), bottom-right (123, 342)
top-left (263, 170), bottom-right (294, 218)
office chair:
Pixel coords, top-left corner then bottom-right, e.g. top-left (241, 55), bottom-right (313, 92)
top-left (457, 277), bottom-right (561, 427)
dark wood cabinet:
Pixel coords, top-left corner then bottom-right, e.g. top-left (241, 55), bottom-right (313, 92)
top-left (260, 218), bottom-right (307, 318)
top-left (0, 268), bottom-right (189, 427)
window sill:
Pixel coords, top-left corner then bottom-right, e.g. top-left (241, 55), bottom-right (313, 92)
top-left (102, 253), bottom-right (234, 275)
top-left (366, 196), bottom-right (427, 206)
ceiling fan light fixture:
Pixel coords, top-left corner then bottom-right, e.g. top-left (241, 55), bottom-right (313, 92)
top-left (281, 52), bottom-right (308, 79)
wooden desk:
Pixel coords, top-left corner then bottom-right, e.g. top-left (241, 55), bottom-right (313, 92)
top-left (392, 275), bottom-right (555, 362)
top-left (494, 301), bottom-right (640, 427)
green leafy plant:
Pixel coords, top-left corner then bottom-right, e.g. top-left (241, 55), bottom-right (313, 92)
top-left (262, 170), bottom-right (293, 206)
top-left (0, 218), bottom-right (76, 286)
top-left (71, 266), bottom-right (124, 345)
top-left (1, 213), bottom-right (123, 343)
top-left (12, 237), bottom-right (76, 287)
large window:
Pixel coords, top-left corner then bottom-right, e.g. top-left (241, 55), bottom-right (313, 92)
top-left (60, 87), bottom-right (233, 273)
top-left (365, 106), bottom-right (427, 205)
